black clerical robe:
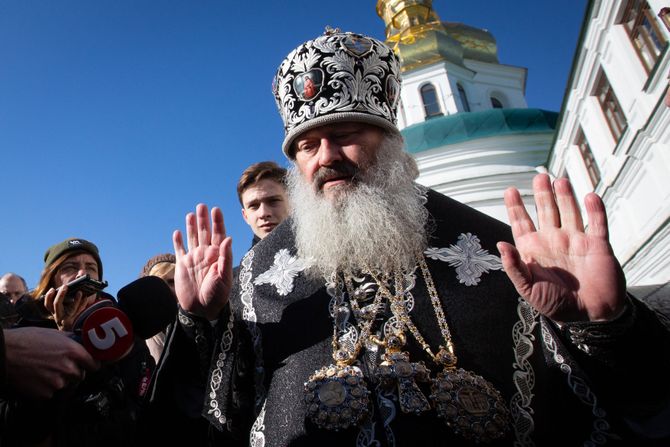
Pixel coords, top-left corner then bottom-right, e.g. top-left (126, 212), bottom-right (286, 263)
top-left (152, 188), bottom-right (670, 446)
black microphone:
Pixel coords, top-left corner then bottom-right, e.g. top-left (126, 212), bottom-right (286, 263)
top-left (116, 276), bottom-right (178, 340)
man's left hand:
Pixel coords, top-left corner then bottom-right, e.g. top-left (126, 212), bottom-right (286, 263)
top-left (498, 173), bottom-right (626, 323)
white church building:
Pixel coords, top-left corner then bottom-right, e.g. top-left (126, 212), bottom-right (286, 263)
top-left (377, 0), bottom-right (670, 287)
top-left (376, 0), bottom-right (556, 224)
top-left (547, 0), bottom-right (669, 287)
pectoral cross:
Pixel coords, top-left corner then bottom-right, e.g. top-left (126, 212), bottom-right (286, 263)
top-left (375, 336), bottom-right (431, 415)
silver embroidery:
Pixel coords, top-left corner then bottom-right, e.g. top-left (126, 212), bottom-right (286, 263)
top-left (178, 312), bottom-right (194, 327)
top-left (356, 417), bottom-right (378, 447)
top-left (510, 298), bottom-right (540, 447)
top-left (207, 309), bottom-right (235, 424)
top-left (275, 34), bottom-right (394, 133)
top-left (425, 233), bottom-right (503, 286)
top-left (250, 400), bottom-right (267, 447)
top-left (253, 248), bottom-right (307, 296)
top-left (240, 251), bottom-right (268, 422)
top-left (541, 321), bottom-right (612, 445)
top-left (377, 388), bottom-right (398, 446)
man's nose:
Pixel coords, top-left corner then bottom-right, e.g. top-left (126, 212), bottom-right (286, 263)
top-left (317, 138), bottom-right (343, 166)
top-left (258, 203), bottom-right (271, 218)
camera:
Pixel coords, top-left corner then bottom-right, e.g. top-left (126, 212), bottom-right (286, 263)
top-left (64, 275), bottom-right (109, 298)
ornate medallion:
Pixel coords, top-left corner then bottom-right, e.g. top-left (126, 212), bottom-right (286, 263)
top-left (293, 69), bottom-right (324, 101)
top-left (430, 368), bottom-right (511, 443)
top-left (341, 34), bottom-right (373, 56)
top-left (304, 364), bottom-right (370, 431)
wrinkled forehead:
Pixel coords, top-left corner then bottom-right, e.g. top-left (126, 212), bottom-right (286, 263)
top-left (294, 122), bottom-right (366, 141)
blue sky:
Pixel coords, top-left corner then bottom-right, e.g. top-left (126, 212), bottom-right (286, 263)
top-left (0, 0), bottom-right (586, 295)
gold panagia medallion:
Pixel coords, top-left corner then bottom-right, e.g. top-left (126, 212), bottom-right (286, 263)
top-left (430, 368), bottom-right (511, 443)
top-left (304, 364), bottom-right (370, 431)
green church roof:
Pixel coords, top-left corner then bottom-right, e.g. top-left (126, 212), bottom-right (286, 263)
top-left (401, 108), bottom-right (558, 154)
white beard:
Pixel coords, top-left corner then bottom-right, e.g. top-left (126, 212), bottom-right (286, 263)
top-left (287, 134), bottom-right (429, 277)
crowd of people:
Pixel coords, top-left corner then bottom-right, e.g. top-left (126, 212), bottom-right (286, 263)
top-left (1, 26), bottom-right (669, 447)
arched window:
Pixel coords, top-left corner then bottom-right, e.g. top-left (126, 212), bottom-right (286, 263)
top-left (491, 97), bottom-right (504, 109)
top-left (457, 83), bottom-right (470, 112)
top-left (420, 83), bottom-right (442, 118)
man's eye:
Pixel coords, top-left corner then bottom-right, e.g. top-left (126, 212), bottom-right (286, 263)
top-left (298, 142), bottom-right (318, 153)
top-left (334, 131), bottom-right (358, 142)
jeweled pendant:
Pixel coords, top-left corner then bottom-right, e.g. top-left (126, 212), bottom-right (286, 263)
top-left (304, 364), bottom-right (370, 431)
top-left (376, 351), bottom-right (431, 414)
top-left (430, 368), bottom-right (511, 443)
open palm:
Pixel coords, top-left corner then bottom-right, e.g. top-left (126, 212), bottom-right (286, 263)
top-left (173, 204), bottom-right (233, 321)
top-left (497, 174), bottom-right (626, 323)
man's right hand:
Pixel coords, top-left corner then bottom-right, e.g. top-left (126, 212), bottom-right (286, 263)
top-left (4, 327), bottom-right (99, 399)
top-left (173, 204), bottom-right (233, 321)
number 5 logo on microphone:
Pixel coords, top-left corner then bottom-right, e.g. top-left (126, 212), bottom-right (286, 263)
top-left (81, 303), bottom-right (134, 362)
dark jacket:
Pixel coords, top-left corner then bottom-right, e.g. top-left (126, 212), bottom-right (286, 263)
top-left (1, 295), bottom-right (154, 447)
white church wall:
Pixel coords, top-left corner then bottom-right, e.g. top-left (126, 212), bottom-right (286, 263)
top-left (547, 0), bottom-right (670, 285)
top-left (414, 132), bottom-right (553, 224)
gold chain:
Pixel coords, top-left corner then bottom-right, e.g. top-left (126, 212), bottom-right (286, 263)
top-left (368, 257), bottom-right (457, 367)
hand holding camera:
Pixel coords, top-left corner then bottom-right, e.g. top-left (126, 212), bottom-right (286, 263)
top-left (43, 275), bottom-right (109, 331)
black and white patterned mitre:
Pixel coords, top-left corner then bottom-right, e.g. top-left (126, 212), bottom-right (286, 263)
top-left (272, 29), bottom-right (402, 158)
top-left (200, 188), bottom-right (670, 447)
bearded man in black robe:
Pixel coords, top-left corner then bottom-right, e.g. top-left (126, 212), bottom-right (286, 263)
top-left (151, 29), bottom-right (670, 446)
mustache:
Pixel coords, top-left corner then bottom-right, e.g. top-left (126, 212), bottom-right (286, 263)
top-left (313, 161), bottom-right (359, 190)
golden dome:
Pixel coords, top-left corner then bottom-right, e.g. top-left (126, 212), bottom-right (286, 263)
top-left (376, 0), bottom-right (499, 72)
top-left (443, 22), bottom-right (498, 64)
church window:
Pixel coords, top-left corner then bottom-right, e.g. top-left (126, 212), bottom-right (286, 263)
top-left (619, 0), bottom-right (667, 74)
top-left (575, 127), bottom-right (601, 187)
top-left (457, 83), bottom-right (471, 112)
top-left (421, 83), bottom-right (443, 118)
top-left (660, 7), bottom-right (670, 32)
top-left (592, 69), bottom-right (627, 142)
top-left (491, 97), bottom-right (503, 109)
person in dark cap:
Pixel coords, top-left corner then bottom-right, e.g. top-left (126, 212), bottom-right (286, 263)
top-left (3, 237), bottom-right (155, 447)
top-left (20, 237), bottom-right (105, 330)
top-left (152, 29), bottom-right (670, 446)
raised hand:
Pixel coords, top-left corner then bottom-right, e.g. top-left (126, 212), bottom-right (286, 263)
top-left (173, 204), bottom-right (233, 320)
top-left (497, 174), bottom-right (626, 323)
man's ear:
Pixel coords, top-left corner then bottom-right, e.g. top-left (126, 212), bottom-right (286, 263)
top-left (242, 208), bottom-right (251, 225)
